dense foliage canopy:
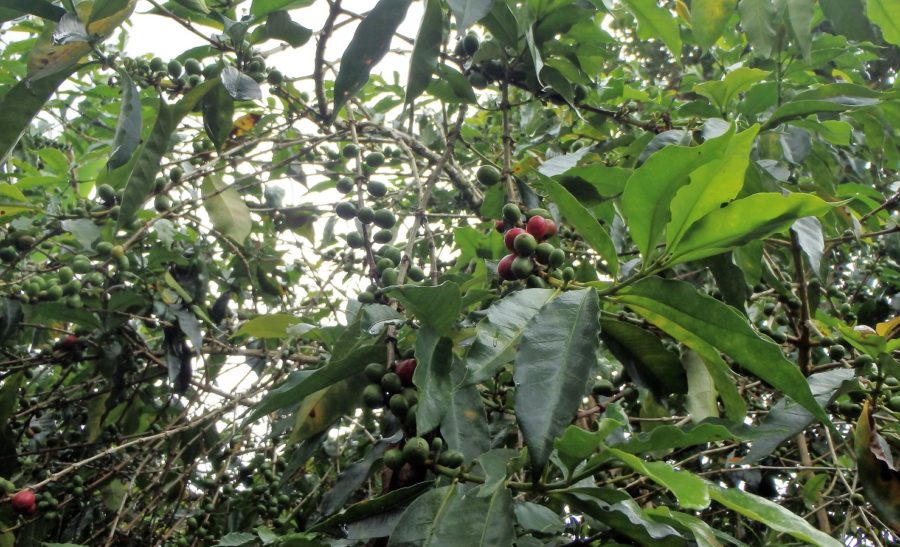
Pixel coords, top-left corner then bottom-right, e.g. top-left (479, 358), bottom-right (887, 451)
top-left (0, 0), bottom-right (899, 545)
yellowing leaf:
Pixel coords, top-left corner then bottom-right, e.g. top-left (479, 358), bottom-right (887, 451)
top-left (876, 317), bottom-right (900, 340)
top-left (854, 401), bottom-right (900, 534)
top-left (27, 0), bottom-right (136, 80)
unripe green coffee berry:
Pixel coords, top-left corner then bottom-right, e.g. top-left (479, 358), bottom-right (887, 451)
top-left (367, 180), bottom-right (388, 197)
top-left (373, 209), bottom-right (396, 229)
top-left (549, 248), bottom-right (565, 268)
top-left (335, 201), bottom-right (357, 220)
top-left (402, 437), bottom-right (429, 465)
top-left (356, 206), bottom-right (375, 224)
top-left (363, 384), bottom-right (385, 408)
top-left (373, 229), bottom-right (393, 244)
top-left (335, 178), bottom-right (355, 193)
top-left (365, 152), bottom-right (385, 167)
top-left (513, 233), bottom-right (537, 256)
top-left (364, 362), bottom-right (386, 383)
top-left (383, 448), bottom-right (404, 470)
top-left (511, 256), bottom-right (533, 279)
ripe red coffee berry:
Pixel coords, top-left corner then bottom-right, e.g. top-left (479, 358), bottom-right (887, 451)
top-left (494, 220), bottom-right (506, 233)
top-left (525, 215), bottom-right (547, 240)
top-left (504, 228), bottom-right (525, 252)
top-left (59, 334), bottom-right (79, 350)
top-left (396, 358), bottom-right (417, 386)
top-left (11, 490), bottom-right (36, 515)
top-left (543, 220), bottom-right (558, 239)
top-left (498, 253), bottom-right (516, 280)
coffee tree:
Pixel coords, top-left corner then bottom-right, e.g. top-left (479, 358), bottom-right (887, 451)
top-left (0, 0), bottom-right (898, 545)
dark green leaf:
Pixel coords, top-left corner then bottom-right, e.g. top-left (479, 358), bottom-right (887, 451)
top-left (819, 0), bottom-right (875, 41)
top-left (244, 343), bottom-right (385, 424)
top-left (533, 172), bottom-right (618, 276)
top-left (322, 433), bottom-right (400, 515)
top-left (115, 79), bottom-right (218, 232)
top-left (0, 0), bottom-right (64, 21)
top-left (620, 0), bottom-right (682, 58)
top-left (260, 10), bottom-right (311, 47)
top-left (412, 328), bottom-right (453, 434)
top-left (440, 375), bottom-right (491, 462)
top-left (447, 0), bottom-right (492, 32)
top-left (738, 0), bottom-right (776, 57)
top-left (310, 482), bottom-right (433, 533)
top-left (108, 70), bottom-right (142, 169)
top-left (216, 532), bottom-right (257, 546)
top-left (331, 0), bottom-right (413, 121)
top-left (691, 0), bottom-right (737, 48)
top-left (515, 289), bottom-right (601, 471)
top-left (384, 282), bottom-right (460, 335)
top-left (616, 277), bottom-right (832, 428)
top-left (428, 64), bottom-right (477, 104)
top-left (785, 0), bottom-right (813, 59)
top-left (743, 368), bottom-right (854, 464)
top-left (464, 288), bottom-right (555, 385)
top-left (406, 0), bottom-right (443, 103)
top-left (0, 372), bottom-right (23, 426)
top-left (601, 317), bottom-right (686, 399)
top-left (0, 68), bottom-right (75, 164)
top-left (202, 82), bottom-right (234, 151)
top-left (763, 99), bottom-right (877, 129)
top-left (249, 0), bottom-right (314, 17)
top-left (90, 0), bottom-right (130, 23)
top-left (514, 502), bottom-right (565, 534)
top-left (388, 484), bottom-right (515, 547)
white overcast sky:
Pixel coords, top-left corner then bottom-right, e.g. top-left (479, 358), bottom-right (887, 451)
top-left (127, 1), bottom-right (426, 84)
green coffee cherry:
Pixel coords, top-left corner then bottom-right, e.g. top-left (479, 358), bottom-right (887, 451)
top-left (383, 448), bottom-right (404, 470)
top-left (402, 437), bottom-right (429, 465)
top-left (347, 232), bottom-right (365, 248)
top-left (365, 152), bottom-right (385, 167)
top-left (364, 362), bottom-right (386, 383)
top-left (511, 256), bottom-right (533, 279)
top-left (167, 59), bottom-right (183, 79)
top-left (373, 209), bottom-right (396, 229)
top-left (549, 248), bottom-right (565, 268)
top-left (373, 229), bottom-right (393, 244)
top-left (335, 201), bottom-right (357, 220)
top-left (356, 206), bottom-right (375, 224)
top-left (407, 266), bottom-right (425, 282)
top-left (335, 178), bottom-right (355, 193)
top-left (363, 384), bottom-right (385, 408)
top-left (367, 180), bottom-right (388, 197)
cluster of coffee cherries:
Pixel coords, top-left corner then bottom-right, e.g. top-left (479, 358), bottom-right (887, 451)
top-left (362, 357), bottom-right (418, 427)
top-left (496, 204), bottom-right (567, 283)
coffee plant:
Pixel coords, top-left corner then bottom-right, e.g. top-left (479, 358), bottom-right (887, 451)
top-left (0, 0), bottom-right (898, 545)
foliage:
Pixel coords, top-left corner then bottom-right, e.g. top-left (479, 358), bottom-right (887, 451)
top-left (0, 0), bottom-right (898, 545)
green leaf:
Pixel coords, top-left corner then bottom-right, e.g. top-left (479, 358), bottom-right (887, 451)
top-left (743, 368), bottom-right (854, 463)
top-left (643, 507), bottom-right (721, 547)
top-left (384, 282), bottom-right (460, 336)
top-left (202, 175), bottom-right (252, 244)
top-left (621, 128), bottom-right (731, 262)
top-left (412, 328), bottom-right (454, 434)
top-left (785, 0), bottom-right (813, 58)
top-left (108, 70), bottom-right (142, 170)
top-left (249, 0), bottom-right (314, 17)
top-left (819, 0), bottom-right (875, 41)
top-left (613, 420), bottom-right (757, 454)
top-left (259, 10), bottom-right (311, 47)
top-left (441, 378), bottom-right (491, 462)
top-left (0, 0), bottom-right (65, 22)
top-left (406, 0), bottom-right (443, 103)
top-left (331, 0), bottom-right (413, 122)
top-left (115, 79), bottom-right (218, 232)
top-left (0, 68), bottom-right (74, 164)
top-left (707, 483), bottom-right (842, 547)
top-left (514, 289), bottom-right (601, 471)
top-left (234, 313), bottom-right (301, 338)
top-left (738, 0), bottom-right (776, 57)
top-left (693, 67), bottom-right (768, 111)
top-left (244, 343), bottom-right (385, 424)
top-left (464, 288), bottom-right (556, 385)
top-left (514, 501), bottom-right (565, 534)
top-left (691, 0), bottom-right (737, 48)
top-left (216, 532), bottom-right (257, 546)
top-left (174, 0), bottom-right (209, 14)
top-left (683, 349), bottom-right (719, 421)
top-left (763, 98), bottom-right (877, 129)
top-left (667, 192), bottom-right (835, 265)
top-left (0, 372), bottom-right (22, 426)
top-left (867, 0), bottom-right (900, 46)
top-left (221, 66), bottom-right (261, 101)
top-left (90, 0), bottom-right (130, 23)
top-left (310, 482), bottom-right (434, 533)
top-left (447, 0), bottom-right (492, 32)
top-left (202, 82), bottom-right (234, 152)
top-left (606, 448), bottom-right (709, 509)
top-left (321, 433), bottom-right (398, 515)
top-left (666, 124), bottom-right (758, 250)
top-left (620, 0), bottom-right (682, 58)
top-left (616, 277), bottom-right (832, 428)
top-left (600, 317), bottom-right (686, 399)
top-left (291, 377), bottom-right (362, 443)
top-left (388, 484), bottom-right (515, 547)
top-left (428, 64), bottom-right (477, 104)
top-left (534, 172), bottom-right (618, 275)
